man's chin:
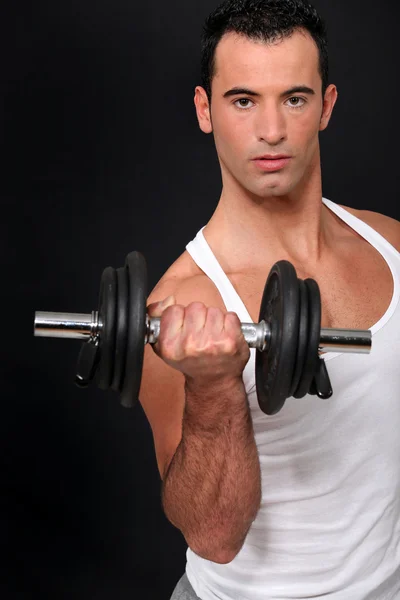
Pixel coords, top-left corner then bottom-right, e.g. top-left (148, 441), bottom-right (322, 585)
top-left (259, 184), bottom-right (291, 198)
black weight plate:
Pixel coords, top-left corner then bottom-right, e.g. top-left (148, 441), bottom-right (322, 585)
top-left (289, 279), bottom-right (308, 398)
top-left (120, 251), bottom-right (147, 408)
top-left (293, 278), bottom-right (321, 398)
top-left (111, 267), bottom-right (129, 392)
top-left (256, 260), bottom-right (300, 415)
top-left (96, 266), bottom-right (117, 390)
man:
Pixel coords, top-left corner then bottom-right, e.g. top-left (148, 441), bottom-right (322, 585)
top-left (140, 0), bottom-right (400, 598)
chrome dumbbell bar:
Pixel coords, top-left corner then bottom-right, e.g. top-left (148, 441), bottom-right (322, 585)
top-left (34, 311), bottom-right (372, 354)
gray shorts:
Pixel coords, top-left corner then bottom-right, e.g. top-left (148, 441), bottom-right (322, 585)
top-left (170, 573), bottom-right (201, 599)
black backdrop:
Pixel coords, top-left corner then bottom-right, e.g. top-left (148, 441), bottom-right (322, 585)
top-left (1, 1), bottom-right (399, 598)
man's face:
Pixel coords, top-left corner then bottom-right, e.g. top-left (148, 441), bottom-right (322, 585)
top-left (195, 29), bottom-right (337, 199)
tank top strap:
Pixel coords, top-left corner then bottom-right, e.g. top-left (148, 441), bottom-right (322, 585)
top-left (186, 227), bottom-right (257, 394)
top-left (322, 197), bottom-right (400, 261)
top-left (186, 227), bottom-right (253, 323)
top-left (322, 197), bottom-right (400, 336)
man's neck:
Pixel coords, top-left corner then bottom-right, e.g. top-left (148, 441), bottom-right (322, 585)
top-left (203, 184), bottom-right (332, 274)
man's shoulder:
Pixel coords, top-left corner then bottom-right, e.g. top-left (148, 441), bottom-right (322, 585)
top-left (147, 250), bottom-right (225, 309)
top-left (339, 204), bottom-right (400, 253)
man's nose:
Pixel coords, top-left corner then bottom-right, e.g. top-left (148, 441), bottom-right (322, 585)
top-left (255, 104), bottom-right (287, 145)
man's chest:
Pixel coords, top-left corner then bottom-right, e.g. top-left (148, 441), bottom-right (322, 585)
top-left (230, 245), bottom-right (393, 331)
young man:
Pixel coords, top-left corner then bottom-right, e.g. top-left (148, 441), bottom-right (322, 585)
top-left (140, 0), bottom-right (400, 598)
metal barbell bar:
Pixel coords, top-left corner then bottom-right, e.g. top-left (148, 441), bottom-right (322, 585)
top-left (34, 311), bottom-right (372, 354)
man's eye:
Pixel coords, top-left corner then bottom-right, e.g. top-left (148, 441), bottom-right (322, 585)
top-left (234, 98), bottom-right (254, 109)
top-left (287, 97), bottom-right (306, 108)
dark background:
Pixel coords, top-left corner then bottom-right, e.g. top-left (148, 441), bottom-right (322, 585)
top-left (1, 0), bottom-right (399, 598)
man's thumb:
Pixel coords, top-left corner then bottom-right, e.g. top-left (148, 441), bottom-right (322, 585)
top-left (147, 295), bottom-right (176, 317)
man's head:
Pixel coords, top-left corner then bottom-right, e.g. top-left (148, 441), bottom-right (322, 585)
top-left (200, 0), bottom-right (329, 106)
top-left (194, 0), bottom-right (338, 200)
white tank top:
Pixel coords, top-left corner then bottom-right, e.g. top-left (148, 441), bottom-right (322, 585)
top-left (184, 198), bottom-right (400, 600)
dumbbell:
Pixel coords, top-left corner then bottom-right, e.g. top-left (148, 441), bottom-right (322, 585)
top-left (33, 252), bottom-right (372, 415)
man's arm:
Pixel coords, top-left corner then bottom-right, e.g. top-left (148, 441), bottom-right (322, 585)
top-left (139, 277), bottom-right (262, 564)
top-left (162, 372), bottom-right (261, 564)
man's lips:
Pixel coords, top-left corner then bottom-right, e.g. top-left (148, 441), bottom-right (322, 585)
top-left (252, 156), bottom-right (291, 171)
top-left (253, 155), bottom-right (291, 160)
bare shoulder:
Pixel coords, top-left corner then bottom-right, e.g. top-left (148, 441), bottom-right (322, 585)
top-left (339, 204), bottom-right (400, 253)
top-left (147, 250), bottom-right (225, 309)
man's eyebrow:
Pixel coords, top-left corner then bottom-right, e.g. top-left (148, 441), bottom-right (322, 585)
top-left (222, 85), bottom-right (316, 98)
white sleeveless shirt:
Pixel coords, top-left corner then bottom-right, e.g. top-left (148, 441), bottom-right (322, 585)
top-left (184, 198), bottom-right (400, 600)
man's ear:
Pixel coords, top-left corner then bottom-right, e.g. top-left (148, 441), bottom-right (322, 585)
top-left (320, 84), bottom-right (338, 132)
top-left (194, 86), bottom-right (213, 134)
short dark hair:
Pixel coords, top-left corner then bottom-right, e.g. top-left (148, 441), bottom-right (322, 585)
top-left (200, 0), bottom-right (329, 103)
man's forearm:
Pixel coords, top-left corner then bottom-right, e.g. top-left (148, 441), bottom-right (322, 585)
top-left (162, 377), bottom-right (262, 564)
